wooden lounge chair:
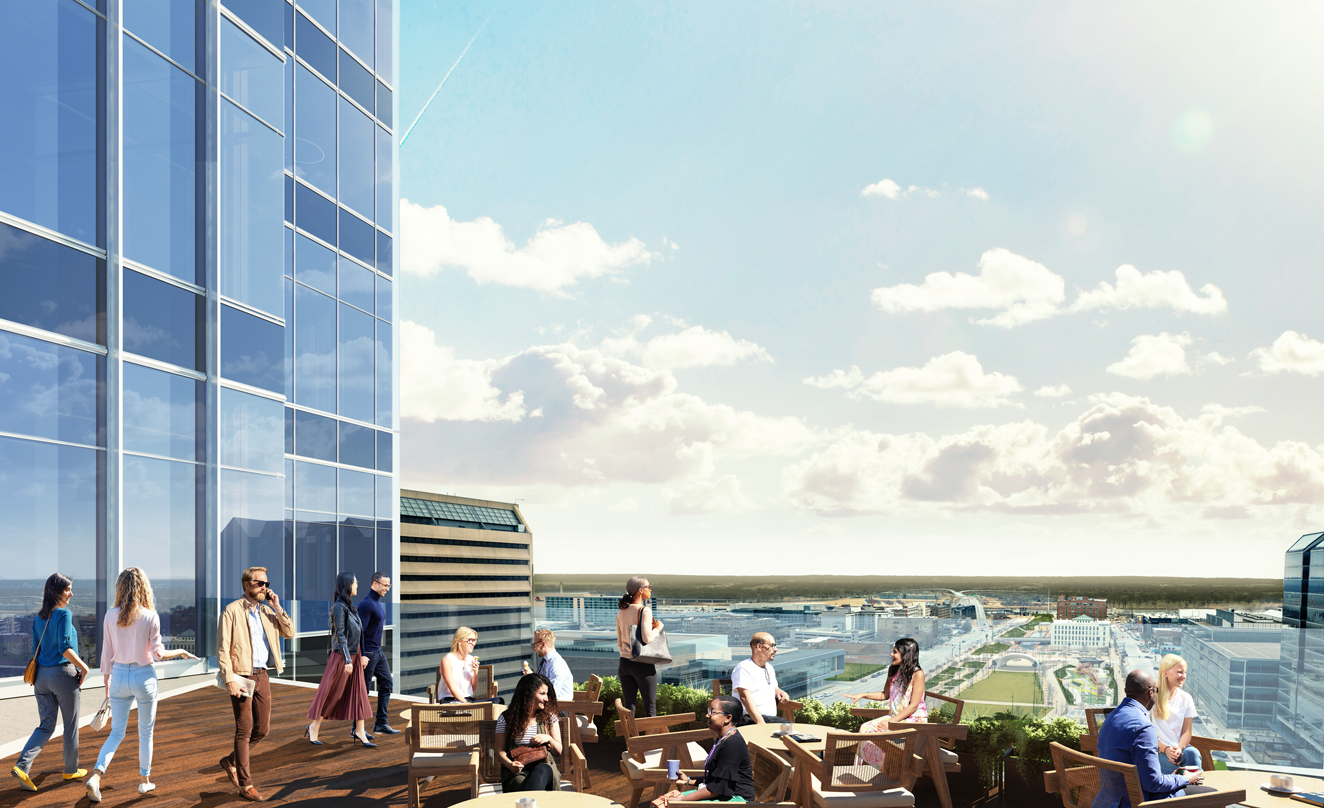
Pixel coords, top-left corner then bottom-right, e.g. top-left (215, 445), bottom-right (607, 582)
top-left (781, 729), bottom-right (923, 808)
top-left (1079, 707), bottom-right (1241, 770)
top-left (1042, 741), bottom-right (1245, 808)
top-left (849, 691), bottom-right (967, 808)
top-left (472, 715), bottom-right (587, 798)
top-left (617, 700), bottom-right (708, 808)
top-left (427, 662), bottom-right (497, 703)
top-left (406, 702), bottom-right (496, 808)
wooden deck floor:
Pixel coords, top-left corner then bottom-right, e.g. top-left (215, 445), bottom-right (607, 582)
top-left (1, 683), bottom-right (984, 807)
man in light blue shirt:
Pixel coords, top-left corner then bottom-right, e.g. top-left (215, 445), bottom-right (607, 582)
top-left (525, 629), bottom-right (574, 702)
top-left (247, 602), bottom-right (273, 671)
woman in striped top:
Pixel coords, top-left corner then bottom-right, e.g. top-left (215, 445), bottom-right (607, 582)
top-left (495, 673), bottom-right (563, 792)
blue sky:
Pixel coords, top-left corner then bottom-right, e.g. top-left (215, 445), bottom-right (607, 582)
top-left (398, 2), bottom-right (1324, 577)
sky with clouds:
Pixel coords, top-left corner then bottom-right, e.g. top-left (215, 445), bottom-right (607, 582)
top-left (397, 2), bottom-right (1324, 578)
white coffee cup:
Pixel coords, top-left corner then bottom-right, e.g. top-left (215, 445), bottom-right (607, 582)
top-left (1271, 774), bottom-right (1295, 790)
top-left (517, 798), bottom-right (537, 808)
top-left (780, 722), bottom-right (793, 735)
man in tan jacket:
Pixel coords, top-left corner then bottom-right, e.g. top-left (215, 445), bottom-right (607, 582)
top-left (217, 566), bottom-right (294, 802)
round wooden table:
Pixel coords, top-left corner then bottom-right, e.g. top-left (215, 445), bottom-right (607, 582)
top-left (1200, 770), bottom-right (1324, 808)
top-left (449, 792), bottom-right (620, 808)
top-left (737, 722), bottom-right (828, 755)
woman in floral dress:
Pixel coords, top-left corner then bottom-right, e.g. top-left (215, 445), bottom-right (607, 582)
top-left (844, 638), bottom-right (927, 768)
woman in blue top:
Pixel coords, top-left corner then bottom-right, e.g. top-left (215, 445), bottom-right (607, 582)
top-left (12, 573), bottom-right (93, 792)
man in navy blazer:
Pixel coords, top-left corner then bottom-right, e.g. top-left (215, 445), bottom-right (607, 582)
top-left (1093, 670), bottom-right (1204, 807)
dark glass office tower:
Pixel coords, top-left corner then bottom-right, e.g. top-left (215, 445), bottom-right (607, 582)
top-left (1275, 533), bottom-right (1324, 767)
top-left (0, 0), bottom-right (399, 684)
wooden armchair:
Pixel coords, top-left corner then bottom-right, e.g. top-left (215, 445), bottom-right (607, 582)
top-left (473, 715), bottom-right (587, 798)
top-left (850, 692), bottom-right (968, 808)
top-left (625, 726), bottom-right (716, 808)
top-left (614, 697), bottom-right (698, 740)
top-left (1043, 741), bottom-right (1245, 808)
top-left (561, 689), bottom-right (604, 788)
top-left (1079, 707), bottom-right (1241, 770)
top-left (573, 673), bottom-right (604, 703)
top-left (427, 662), bottom-right (497, 703)
top-left (652, 742), bottom-right (791, 805)
top-left (718, 675), bottom-right (803, 722)
top-left (406, 702), bottom-right (496, 808)
top-left (713, 677), bottom-right (733, 698)
top-left (782, 729), bottom-right (923, 808)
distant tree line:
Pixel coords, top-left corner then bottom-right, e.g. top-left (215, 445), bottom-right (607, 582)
top-left (533, 574), bottom-right (1282, 610)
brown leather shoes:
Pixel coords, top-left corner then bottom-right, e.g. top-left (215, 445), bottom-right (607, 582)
top-left (219, 756), bottom-right (240, 789)
top-left (239, 785), bottom-right (267, 801)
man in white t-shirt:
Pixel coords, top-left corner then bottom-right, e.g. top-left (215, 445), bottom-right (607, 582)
top-left (730, 632), bottom-right (790, 724)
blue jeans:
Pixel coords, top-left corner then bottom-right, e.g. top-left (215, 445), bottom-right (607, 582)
top-left (1158, 745), bottom-right (1201, 774)
top-left (94, 663), bottom-right (159, 777)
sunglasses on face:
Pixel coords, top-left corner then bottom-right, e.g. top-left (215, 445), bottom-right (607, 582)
top-left (249, 580), bottom-right (269, 589)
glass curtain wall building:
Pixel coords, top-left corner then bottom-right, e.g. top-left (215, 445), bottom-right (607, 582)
top-left (0, 0), bottom-right (399, 683)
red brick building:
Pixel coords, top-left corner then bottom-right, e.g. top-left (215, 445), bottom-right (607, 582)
top-left (1057, 595), bottom-right (1108, 620)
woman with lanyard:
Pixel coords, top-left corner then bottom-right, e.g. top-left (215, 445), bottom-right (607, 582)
top-left (658, 695), bottom-right (755, 804)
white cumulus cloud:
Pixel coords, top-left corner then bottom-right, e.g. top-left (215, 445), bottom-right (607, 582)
top-left (1107, 332), bottom-right (1194, 380)
top-left (400, 200), bottom-right (657, 294)
top-left (805, 352), bottom-right (1022, 409)
top-left (400, 321), bottom-right (528, 422)
top-left (641, 326), bottom-right (773, 370)
top-left (871, 248), bottom-right (1065, 328)
top-left (1034, 384), bottom-right (1072, 398)
top-left (667, 475), bottom-right (756, 515)
top-left (1251, 331), bottom-right (1324, 376)
top-left (1068, 265), bottom-right (1227, 315)
top-left (861, 179), bottom-right (902, 199)
top-left (966, 188), bottom-right (990, 201)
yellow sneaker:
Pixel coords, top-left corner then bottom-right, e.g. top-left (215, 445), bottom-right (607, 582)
top-left (11, 767), bottom-right (37, 791)
top-left (63, 769), bottom-right (88, 780)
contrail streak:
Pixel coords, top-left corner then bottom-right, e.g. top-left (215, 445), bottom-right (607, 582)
top-left (401, 11), bottom-right (494, 146)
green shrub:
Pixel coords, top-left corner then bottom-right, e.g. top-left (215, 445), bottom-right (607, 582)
top-left (961, 712), bottom-right (1085, 788)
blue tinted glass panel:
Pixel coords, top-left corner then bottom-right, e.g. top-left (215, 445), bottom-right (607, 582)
top-left (295, 233), bottom-right (336, 295)
top-left (339, 522), bottom-right (373, 579)
top-left (340, 208), bottom-right (374, 265)
top-left (339, 0), bottom-right (372, 65)
top-left (0, 0), bottom-right (103, 246)
top-left (339, 468), bottom-right (374, 516)
top-left (284, 1), bottom-right (294, 50)
top-left (220, 387), bottom-right (283, 473)
top-left (375, 275), bottom-right (391, 322)
top-left (339, 256), bottom-right (373, 313)
top-left (284, 407), bottom-right (294, 454)
top-left (339, 421), bottom-right (373, 469)
top-left (376, 230), bottom-right (392, 275)
top-left (375, 125), bottom-right (392, 231)
top-left (284, 226), bottom-right (294, 278)
top-left (284, 56), bottom-right (294, 171)
top-left (220, 16), bottom-right (283, 128)
top-left (122, 456), bottom-right (198, 643)
top-left (220, 99), bottom-right (283, 316)
top-left (0, 437), bottom-right (100, 656)
top-left (294, 284), bottom-right (336, 412)
top-left (375, 81), bottom-right (392, 128)
top-left (123, 362), bottom-right (200, 461)
top-left (339, 303), bottom-right (374, 423)
top-left (376, 318), bottom-right (392, 427)
top-left (284, 276), bottom-right (294, 396)
top-left (294, 64), bottom-right (336, 196)
top-left (340, 98), bottom-right (374, 218)
top-left (295, 12), bottom-right (336, 81)
top-left (294, 519), bottom-right (334, 629)
top-left (285, 173), bottom-right (293, 222)
top-left (294, 408), bottom-right (336, 462)
top-left (295, 460), bottom-right (336, 512)
top-left (0, 223), bottom-right (104, 344)
top-left (340, 50), bottom-right (374, 112)
top-left (375, 430), bottom-right (391, 473)
top-left (285, 458), bottom-right (294, 509)
top-left (123, 38), bottom-right (200, 284)
top-left (223, 0), bottom-right (282, 51)
top-left (0, 332), bottom-right (102, 446)
top-left (300, 0), bottom-right (336, 35)
top-left (376, 475), bottom-right (391, 518)
top-left (220, 468), bottom-right (284, 602)
top-left (220, 303), bottom-right (284, 394)
top-left (124, 270), bottom-right (202, 370)
top-left (376, 0), bottom-right (392, 84)
top-left (296, 183), bottom-right (337, 245)
top-left (376, 528), bottom-right (391, 582)
top-left (125, 0), bottom-right (199, 76)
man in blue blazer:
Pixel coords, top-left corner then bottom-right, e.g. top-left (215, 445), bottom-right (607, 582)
top-left (1093, 670), bottom-right (1204, 807)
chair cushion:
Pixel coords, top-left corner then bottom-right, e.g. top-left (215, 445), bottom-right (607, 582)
top-left (622, 749), bottom-right (664, 778)
top-left (410, 751), bottom-right (475, 772)
top-left (809, 774), bottom-right (915, 808)
top-left (576, 715), bottom-right (599, 739)
top-left (939, 747), bottom-right (959, 769)
top-left (686, 742), bottom-right (709, 764)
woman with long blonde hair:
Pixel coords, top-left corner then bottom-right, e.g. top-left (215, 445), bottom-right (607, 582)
top-left (1150, 653), bottom-right (1201, 774)
top-left (436, 626), bottom-right (481, 702)
top-left (84, 568), bottom-right (197, 802)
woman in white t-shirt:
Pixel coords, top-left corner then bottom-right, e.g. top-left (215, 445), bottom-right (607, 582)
top-left (436, 627), bottom-right (480, 702)
top-left (1150, 653), bottom-right (1201, 774)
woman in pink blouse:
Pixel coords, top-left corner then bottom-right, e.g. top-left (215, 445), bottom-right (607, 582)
top-left (84, 568), bottom-right (196, 802)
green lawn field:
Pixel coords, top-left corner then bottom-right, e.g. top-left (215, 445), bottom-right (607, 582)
top-left (956, 671), bottom-right (1045, 705)
top-left (828, 663), bottom-right (888, 681)
top-left (961, 703), bottom-right (1052, 719)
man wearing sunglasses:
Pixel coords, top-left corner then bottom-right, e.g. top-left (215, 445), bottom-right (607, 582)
top-left (731, 633), bottom-right (790, 725)
top-left (216, 566), bottom-right (294, 801)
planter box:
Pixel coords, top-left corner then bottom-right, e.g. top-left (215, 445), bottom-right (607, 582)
top-left (1001, 756), bottom-right (1058, 808)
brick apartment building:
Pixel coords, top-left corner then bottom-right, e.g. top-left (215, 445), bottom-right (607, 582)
top-left (1057, 595), bottom-right (1108, 620)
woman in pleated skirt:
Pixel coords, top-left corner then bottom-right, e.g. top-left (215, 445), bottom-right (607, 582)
top-left (305, 572), bottom-right (375, 747)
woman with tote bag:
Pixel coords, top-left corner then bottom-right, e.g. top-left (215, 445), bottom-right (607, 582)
top-left (615, 576), bottom-right (666, 716)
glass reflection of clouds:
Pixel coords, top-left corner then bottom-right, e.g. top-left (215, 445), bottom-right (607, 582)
top-left (123, 362), bottom-right (199, 461)
top-left (0, 331), bottom-right (102, 446)
top-left (339, 302), bottom-right (375, 423)
top-left (220, 386), bottom-right (284, 474)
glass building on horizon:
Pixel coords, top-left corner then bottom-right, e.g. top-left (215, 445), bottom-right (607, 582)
top-left (0, 0), bottom-right (399, 683)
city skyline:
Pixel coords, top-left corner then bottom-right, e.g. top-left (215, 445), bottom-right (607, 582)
top-left (397, 3), bottom-right (1324, 577)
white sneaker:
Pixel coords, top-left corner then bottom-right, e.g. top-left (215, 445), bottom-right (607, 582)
top-left (139, 781), bottom-right (156, 794)
top-left (87, 777), bottom-right (102, 802)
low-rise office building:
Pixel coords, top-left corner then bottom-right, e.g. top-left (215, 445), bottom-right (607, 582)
top-left (1050, 616), bottom-right (1111, 648)
top-left (538, 593), bottom-right (656, 628)
top-left (397, 490), bottom-right (534, 698)
top-left (1057, 596), bottom-right (1108, 620)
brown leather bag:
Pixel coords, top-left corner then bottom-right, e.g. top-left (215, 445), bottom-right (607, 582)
top-left (23, 617), bottom-right (52, 686)
top-left (510, 745), bottom-right (547, 765)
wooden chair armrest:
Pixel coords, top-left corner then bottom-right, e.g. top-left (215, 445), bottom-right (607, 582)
top-left (426, 683), bottom-right (437, 703)
top-left (1044, 767), bottom-right (1099, 795)
top-left (626, 727), bottom-right (716, 756)
top-left (1043, 769), bottom-right (1060, 792)
top-left (849, 707), bottom-right (891, 720)
top-left (779, 736), bottom-right (823, 781)
top-left (638, 768), bottom-right (706, 783)
top-left (904, 723), bottom-right (968, 741)
top-left (616, 712), bottom-right (697, 736)
top-left (1079, 734), bottom-right (1098, 753)
top-left (1189, 736), bottom-right (1240, 771)
top-left (568, 743), bottom-right (587, 792)
top-left (564, 701), bottom-right (604, 716)
top-left (777, 700), bottom-right (804, 721)
top-left (1141, 790), bottom-right (1246, 808)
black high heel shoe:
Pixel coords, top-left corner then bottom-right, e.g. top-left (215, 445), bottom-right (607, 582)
top-left (304, 724), bottom-right (324, 746)
top-left (349, 727), bottom-right (374, 741)
top-left (349, 732), bottom-right (378, 749)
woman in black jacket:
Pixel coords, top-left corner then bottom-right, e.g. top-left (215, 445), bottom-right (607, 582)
top-left (661, 695), bottom-right (754, 803)
top-left (305, 572), bottom-right (375, 746)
